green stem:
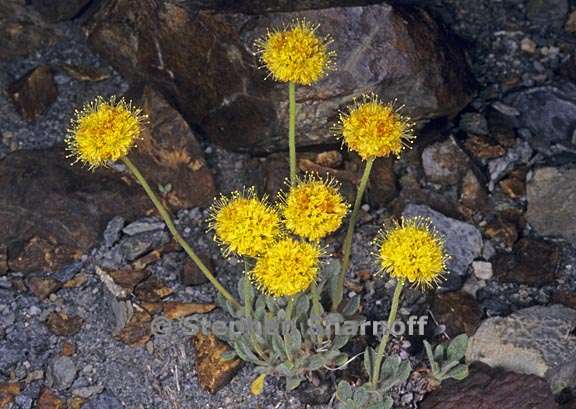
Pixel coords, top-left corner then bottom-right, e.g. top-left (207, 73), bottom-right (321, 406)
top-left (332, 157), bottom-right (375, 311)
top-left (371, 279), bottom-right (405, 386)
top-left (122, 157), bottom-right (240, 309)
top-left (288, 81), bottom-right (297, 185)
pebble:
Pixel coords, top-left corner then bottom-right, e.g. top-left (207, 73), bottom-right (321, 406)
top-left (460, 112), bottom-right (489, 135)
top-left (122, 218), bottom-right (165, 236)
top-left (72, 384), bottom-right (105, 399)
top-left (48, 356), bottom-right (77, 390)
top-left (472, 261), bottom-right (493, 280)
top-left (520, 37), bottom-right (537, 54)
top-left (103, 216), bottom-right (125, 248)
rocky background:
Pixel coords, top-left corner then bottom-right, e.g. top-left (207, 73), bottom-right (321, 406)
top-left (1, 0), bottom-right (576, 408)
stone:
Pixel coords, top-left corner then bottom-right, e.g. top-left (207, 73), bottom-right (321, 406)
top-left (127, 86), bottom-right (216, 208)
top-left (82, 392), bottom-right (124, 409)
top-left (472, 261), bottom-right (493, 281)
top-left (0, 383), bottom-right (20, 409)
top-left (180, 253), bottom-right (214, 286)
top-left (526, 167), bottom-right (576, 241)
top-left (192, 332), bottom-right (243, 394)
top-left (28, 276), bottom-right (62, 300)
top-left (422, 137), bottom-right (470, 185)
top-left (0, 0), bottom-right (58, 59)
top-left (493, 238), bottom-right (559, 286)
top-left (520, 37), bottom-right (537, 54)
top-left (113, 310), bottom-right (152, 347)
top-left (85, 2), bottom-right (475, 152)
top-left (67, 397), bottom-right (86, 409)
top-left (504, 82), bottom-right (576, 156)
top-left (369, 157), bottom-right (397, 205)
top-left (71, 384), bottom-right (104, 399)
top-left (499, 167), bottom-right (527, 199)
top-left (464, 135), bottom-right (506, 161)
top-left (421, 362), bottom-right (559, 409)
top-left (567, 11), bottom-right (576, 32)
top-left (37, 387), bottom-right (64, 409)
top-left (459, 169), bottom-right (489, 211)
top-left (459, 112), bottom-right (489, 136)
top-left (113, 230), bottom-right (170, 262)
top-left (162, 302), bottom-right (216, 319)
top-left (487, 139), bottom-right (532, 190)
top-left (483, 209), bottom-right (523, 249)
top-left (526, 0), bottom-right (569, 29)
top-left (466, 305), bottom-right (576, 393)
top-left (431, 291), bottom-right (483, 337)
top-left (62, 272), bottom-right (89, 289)
top-left (122, 218), bottom-right (165, 236)
top-left (0, 245), bottom-right (7, 275)
top-left (103, 217), bottom-right (125, 248)
top-left (31, 0), bottom-right (92, 22)
top-left (551, 290), bottom-right (576, 310)
top-left (0, 146), bottom-right (151, 273)
top-left (45, 312), bottom-right (84, 337)
top-left (7, 65), bottom-right (58, 121)
top-left (134, 277), bottom-right (174, 303)
top-left (58, 64), bottom-right (111, 82)
top-left (48, 356), bottom-right (77, 390)
top-left (107, 268), bottom-right (150, 291)
top-left (403, 204), bottom-right (483, 275)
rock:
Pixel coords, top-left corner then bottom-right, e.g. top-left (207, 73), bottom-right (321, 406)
top-left (459, 169), bottom-right (489, 212)
top-left (466, 305), bottom-right (576, 393)
top-left (37, 387), bottom-right (64, 409)
top-left (122, 218), bottom-right (165, 236)
top-left (113, 230), bottom-right (170, 263)
top-left (520, 37), bottom-right (537, 54)
top-left (499, 167), bottom-right (527, 199)
top-left (422, 137), bottom-right (470, 185)
top-left (0, 344), bottom-right (25, 375)
top-left (402, 204), bottom-right (483, 275)
top-left (106, 268), bottom-right (150, 291)
top-left (85, 2), bottom-right (475, 152)
top-left (63, 272), bottom-right (89, 289)
top-left (504, 83), bottom-right (576, 156)
top-left (0, 383), bottom-right (20, 409)
top-left (162, 302), bottom-right (215, 320)
top-left (431, 291), bottom-right (483, 337)
top-left (566, 10), bottom-right (576, 32)
top-left (493, 238), bottom-right (560, 286)
top-left (464, 135), bottom-right (506, 160)
top-left (551, 290), bottom-right (576, 310)
top-left (0, 0), bottom-right (58, 59)
top-left (134, 277), bottom-right (174, 303)
top-left (102, 217), bottom-right (125, 248)
top-left (459, 112), bottom-right (489, 136)
top-left (31, 0), bottom-right (92, 22)
top-left (180, 253), bottom-right (214, 286)
top-left (82, 392), bottom-right (124, 409)
top-left (7, 65), bottom-right (58, 121)
top-left (0, 147), bottom-right (151, 273)
top-left (67, 397), bottom-right (86, 409)
top-left (483, 209), bottom-right (523, 249)
top-left (487, 139), bottom-right (532, 190)
top-left (127, 86), bottom-right (216, 208)
top-left (526, 167), bottom-right (576, 241)
top-left (369, 157), bottom-right (397, 206)
top-left (48, 356), bottom-right (77, 390)
top-left (113, 310), bottom-right (152, 347)
top-left (526, 0), bottom-right (569, 29)
top-left (71, 384), bottom-right (104, 399)
top-left (192, 332), bottom-right (242, 394)
top-left (57, 64), bottom-right (111, 82)
top-left (45, 312), bottom-right (84, 337)
top-left (472, 261), bottom-right (493, 281)
top-left (28, 276), bottom-right (62, 300)
top-left (0, 245), bottom-right (7, 275)
top-left (421, 362), bottom-right (559, 409)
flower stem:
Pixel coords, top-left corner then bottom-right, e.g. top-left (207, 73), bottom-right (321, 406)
top-left (288, 81), bottom-right (297, 185)
top-left (332, 157), bottom-right (375, 311)
top-left (371, 279), bottom-right (405, 386)
top-left (122, 157), bottom-right (240, 309)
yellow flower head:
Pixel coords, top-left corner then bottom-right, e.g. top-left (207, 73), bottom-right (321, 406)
top-left (280, 175), bottom-right (349, 241)
top-left (338, 94), bottom-right (414, 160)
top-left (255, 19), bottom-right (334, 85)
top-left (208, 188), bottom-right (281, 257)
top-left (375, 217), bottom-right (448, 289)
top-left (249, 238), bottom-right (320, 297)
top-left (66, 96), bottom-right (146, 169)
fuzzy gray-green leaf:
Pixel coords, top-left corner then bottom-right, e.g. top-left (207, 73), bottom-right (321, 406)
top-left (447, 364), bottom-right (469, 380)
top-left (336, 381), bottom-right (353, 401)
top-left (447, 334), bottom-right (469, 362)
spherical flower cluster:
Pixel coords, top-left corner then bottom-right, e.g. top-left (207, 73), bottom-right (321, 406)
top-left (280, 175), bottom-right (348, 242)
top-left (208, 189), bottom-right (281, 258)
top-left (255, 20), bottom-right (334, 85)
top-left (375, 217), bottom-right (448, 289)
top-left (249, 238), bottom-right (320, 297)
top-left (338, 94), bottom-right (414, 160)
top-left (66, 96), bottom-right (146, 169)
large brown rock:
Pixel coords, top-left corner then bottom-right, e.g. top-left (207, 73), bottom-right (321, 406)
top-left (421, 362), bottom-right (559, 409)
top-left (85, 1), bottom-right (475, 152)
top-left (7, 65), bottom-right (58, 121)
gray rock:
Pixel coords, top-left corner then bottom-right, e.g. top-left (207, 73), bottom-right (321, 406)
top-left (0, 342), bottom-right (25, 375)
top-left (487, 139), bottom-right (532, 190)
top-left (402, 204), bottom-right (483, 275)
top-left (526, 0), bottom-right (569, 29)
top-left (72, 384), bottom-right (105, 399)
top-left (103, 216), bottom-right (125, 248)
top-left (504, 82), bottom-right (576, 156)
top-left (82, 392), bottom-right (124, 409)
top-left (122, 218), bottom-right (165, 236)
top-left (472, 261), bottom-right (493, 281)
top-left (467, 305), bottom-right (576, 393)
top-left (48, 356), bottom-right (77, 390)
top-left (15, 394), bottom-right (34, 409)
top-left (459, 112), bottom-right (489, 135)
top-left (114, 230), bottom-right (170, 262)
top-left (526, 167), bottom-right (576, 241)
top-left (422, 137), bottom-right (470, 185)
top-left (86, 2), bottom-right (475, 152)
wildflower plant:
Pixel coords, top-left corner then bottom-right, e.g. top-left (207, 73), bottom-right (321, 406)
top-left (66, 18), bottom-right (471, 405)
